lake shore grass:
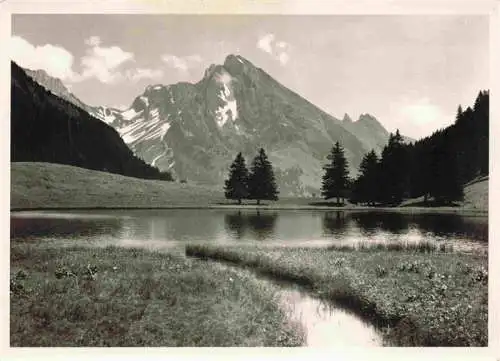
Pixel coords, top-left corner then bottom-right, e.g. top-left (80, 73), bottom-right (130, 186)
top-left (185, 244), bottom-right (488, 346)
top-left (11, 162), bottom-right (487, 215)
top-left (10, 243), bottom-right (304, 347)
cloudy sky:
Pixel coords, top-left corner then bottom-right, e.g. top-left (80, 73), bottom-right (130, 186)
top-left (11, 15), bottom-right (489, 139)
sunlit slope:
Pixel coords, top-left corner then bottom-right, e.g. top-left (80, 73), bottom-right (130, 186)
top-left (11, 162), bottom-right (224, 209)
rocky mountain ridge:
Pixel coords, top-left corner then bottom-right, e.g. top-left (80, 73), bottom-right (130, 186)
top-left (22, 54), bottom-right (398, 195)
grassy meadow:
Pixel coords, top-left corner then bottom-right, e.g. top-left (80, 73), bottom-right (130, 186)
top-left (11, 162), bottom-right (487, 214)
top-left (186, 244), bottom-right (488, 346)
top-left (10, 244), bottom-right (304, 347)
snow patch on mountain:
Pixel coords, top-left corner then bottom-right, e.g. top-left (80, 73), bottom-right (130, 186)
top-left (151, 148), bottom-right (167, 167)
top-left (139, 96), bottom-right (149, 107)
top-left (214, 71), bottom-right (238, 127)
top-left (122, 108), bottom-right (144, 121)
top-left (150, 108), bottom-right (160, 122)
top-left (144, 122), bottom-right (170, 141)
top-left (102, 113), bottom-right (116, 124)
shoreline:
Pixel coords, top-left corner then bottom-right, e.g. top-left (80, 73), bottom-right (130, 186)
top-left (10, 204), bottom-right (488, 216)
top-left (12, 163), bottom-right (488, 216)
top-left (185, 244), bottom-right (488, 346)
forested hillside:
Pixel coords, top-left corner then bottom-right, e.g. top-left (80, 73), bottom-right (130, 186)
top-left (351, 90), bottom-right (488, 206)
top-left (11, 62), bottom-right (172, 181)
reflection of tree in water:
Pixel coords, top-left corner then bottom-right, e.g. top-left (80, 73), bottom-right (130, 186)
top-left (322, 211), bottom-right (348, 236)
top-left (351, 212), bottom-right (380, 236)
top-left (414, 214), bottom-right (487, 242)
top-left (376, 213), bottom-right (409, 234)
top-left (351, 212), bottom-right (410, 235)
top-left (224, 211), bottom-right (278, 241)
top-left (224, 211), bottom-right (247, 239)
top-left (246, 211), bottom-right (278, 241)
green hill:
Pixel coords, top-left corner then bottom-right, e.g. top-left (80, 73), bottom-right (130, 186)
top-left (11, 162), bottom-right (224, 210)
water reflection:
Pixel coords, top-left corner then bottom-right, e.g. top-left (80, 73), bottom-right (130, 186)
top-left (224, 211), bottom-right (247, 239)
top-left (11, 216), bottom-right (124, 240)
top-left (217, 262), bottom-right (383, 346)
top-left (224, 211), bottom-right (278, 241)
top-left (10, 209), bottom-right (488, 253)
top-left (350, 213), bottom-right (380, 236)
top-left (353, 212), bottom-right (410, 235)
top-left (247, 211), bottom-right (278, 240)
top-left (322, 211), bottom-right (348, 236)
top-left (279, 286), bottom-right (382, 346)
top-left (415, 214), bottom-right (488, 242)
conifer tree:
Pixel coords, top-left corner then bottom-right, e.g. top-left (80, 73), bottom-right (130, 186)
top-left (378, 130), bottom-right (409, 205)
top-left (352, 149), bottom-right (379, 205)
top-left (321, 141), bottom-right (350, 205)
top-left (248, 148), bottom-right (279, 205)
top-left (224, 152), bottom-right (249, 204)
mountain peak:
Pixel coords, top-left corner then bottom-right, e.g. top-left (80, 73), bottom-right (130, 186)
top-left (203, 63), bottom-right (225, 80)
top-left (224, 54), bottom-right (249, 66)
top-left (342, 113), bottom-right (353, 123)
top-left (357, 113), bottom-right (380, 125)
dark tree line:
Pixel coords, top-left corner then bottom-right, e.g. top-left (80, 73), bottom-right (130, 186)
top-left (11, 62), bottom-right (173, 181)
top-left (323, 90), bottom-right (488, 206)
top-left (224, 148), bottom-right (279, 204)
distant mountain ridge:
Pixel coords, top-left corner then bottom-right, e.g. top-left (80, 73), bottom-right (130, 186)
top-left (11, 61), bottom-right (172, 181)
top-left (21, 55), bottom-right (403, 195)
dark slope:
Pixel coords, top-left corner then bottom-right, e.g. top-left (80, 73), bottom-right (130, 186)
top-left (11, 61), bottom-right (172, 181)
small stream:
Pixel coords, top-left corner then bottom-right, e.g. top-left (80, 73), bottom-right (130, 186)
top-left (214, 262), bottom-right (384, 347)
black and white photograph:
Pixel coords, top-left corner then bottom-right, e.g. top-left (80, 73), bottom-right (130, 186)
top-left (4, 0), bottom-right (497, 354)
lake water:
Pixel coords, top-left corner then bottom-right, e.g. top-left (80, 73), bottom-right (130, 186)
top-left (216, 262), bottom-right (384, 346)
top-left (11, 209), bottom-right (488, 253)
top-left (10, 209), bottom-right (487, 346)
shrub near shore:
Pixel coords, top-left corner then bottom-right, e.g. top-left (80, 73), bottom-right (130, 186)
top-left (10, 244), bottom-right (304, 346)
top-left (186, 244), bottom-right (487, 346)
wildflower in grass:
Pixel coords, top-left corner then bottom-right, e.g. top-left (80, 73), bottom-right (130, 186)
top-left (375, 265), bottom-right (388, 278)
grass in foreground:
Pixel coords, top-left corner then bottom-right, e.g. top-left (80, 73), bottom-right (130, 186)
top-left (327, 241), bottom-right (456, 253)
top-left (10, 243), bottom-right (304, 347)
top-left (185, 244), bottom-right (488, 346)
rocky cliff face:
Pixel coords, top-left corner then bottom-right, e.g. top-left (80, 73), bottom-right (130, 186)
top-left (23, 54), bottom-right (396, 195)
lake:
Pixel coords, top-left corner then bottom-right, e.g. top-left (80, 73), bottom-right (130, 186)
top-left (11, 209), bottom-right (488, 253)
top-left (10, 208), bottom-right (488, 346)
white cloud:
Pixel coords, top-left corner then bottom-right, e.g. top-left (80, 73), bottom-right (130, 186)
top-left (12, 35), bottom-right (167, 86)
top-left (80, 36), bottom-right (134, 84)
top-left (389, 97), bottom-right (454, 139)
top-left (125, 68), bottom-right (164, 81)
top-left (256, 33), bottom-right (291, 66)
top-left (11, 35), bottom-right (78, 81)
top-left (85, 36), bottom-right (101, 47)
top-left (276, 41), bottom-right (288, 49)
top-left (399, 98), bottom-right (442, 125)
top-left (161, 54), bottom-right (202, 72)
top-left (278, 52), bottom-right (290, 65)
top-left (257, 33), bottom-right (275, 54)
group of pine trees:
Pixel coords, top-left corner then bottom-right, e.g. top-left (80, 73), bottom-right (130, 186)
top-left (323, 90), bottom-right (489, 206)
top-left (225, 90), bottom-right (488, 206)
top-left (224, 148), bottom-right (279, 204)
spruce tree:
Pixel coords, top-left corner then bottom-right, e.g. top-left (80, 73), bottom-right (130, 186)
top-left (248, 148), bottom-right (279, 205)
top-left (378, 130), bottom-right (409, 205)
top-left (321, 141), bottom-right (349, 205)
top-left (224, 152), bottom-right (249, 204)
top-left (353, 149), bottom-right (379, 205)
